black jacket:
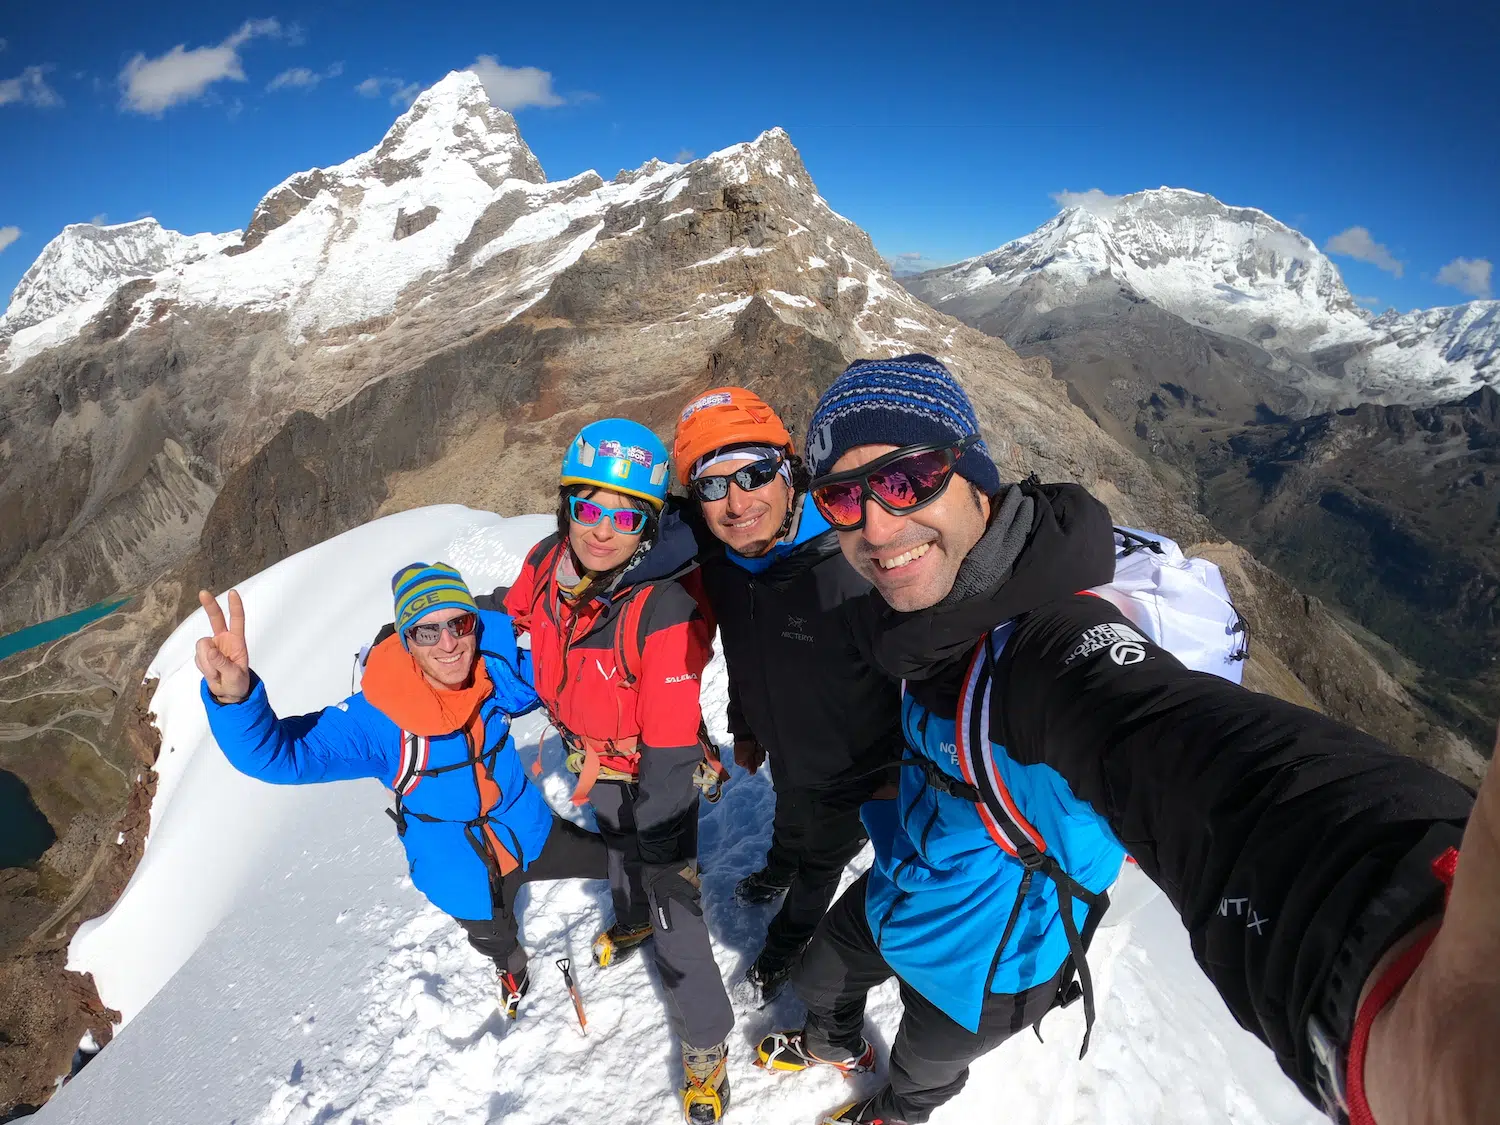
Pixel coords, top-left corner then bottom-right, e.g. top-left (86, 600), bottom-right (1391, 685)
top-left (694, 506), bottom-right (902, 803)
top-left (855, 478), bottom-right (1474, 1110)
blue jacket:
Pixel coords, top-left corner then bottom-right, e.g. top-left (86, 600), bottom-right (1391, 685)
top-left (854, 482), bottom-right (1127, 1032)
top-left (863, 688), bottom-right (1124, 1031)
top-left (202, 609), bottom-right (554, 921)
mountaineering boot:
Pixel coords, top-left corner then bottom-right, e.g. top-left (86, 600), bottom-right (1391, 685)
top-left (497, 966), bottom-right (530, 1020)
top-left (754, 1028), bottom-right (875, 1076)
top-left (591, 919), bottom-right (653, 967)
top-left (681, 1040), bottom-right (730, 1123)
top-left (733, 950), bottom-right (792, 1008)
top-left (818, 1095), bottom-right (906, 1124)
top-left (733, 867), bottom-right (791, 906)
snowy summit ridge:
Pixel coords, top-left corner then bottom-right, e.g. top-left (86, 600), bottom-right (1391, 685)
top-left (915, 187), bottom-right (1499, 406)
top-left (0, 218), bottom-right (238, 338)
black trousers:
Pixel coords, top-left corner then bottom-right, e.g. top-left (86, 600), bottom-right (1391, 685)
top-left (759, 783), bottom-right (869, 965)
top-left (589, 779), bottom-right (734, 1051)
top-left (793, 872), bottom-right (1066, 1124)
top-left (457, 815), bottom-right (608, 976)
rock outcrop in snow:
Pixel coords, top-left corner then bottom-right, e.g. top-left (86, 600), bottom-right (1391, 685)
top-left (907, 188), bottom-right (1499, 408)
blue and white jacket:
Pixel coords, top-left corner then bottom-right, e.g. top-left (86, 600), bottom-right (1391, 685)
top-left (202, 608), bottom-right (553, 921)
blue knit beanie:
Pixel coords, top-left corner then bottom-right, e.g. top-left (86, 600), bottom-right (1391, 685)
top-left (804, 354), bottom-right (1001, 495)
top-left (391, 562), bottom-right (478, 648)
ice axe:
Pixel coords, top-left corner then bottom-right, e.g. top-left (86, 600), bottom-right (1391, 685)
top-left (557, 957), bottom-right (587, 1034)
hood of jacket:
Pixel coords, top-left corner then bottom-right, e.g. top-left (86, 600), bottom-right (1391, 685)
top-left (361, 630), bottom-right (495, 736)
top-left (867, 479), bottom-right (1116, 682)
top-left (608, 500), bottom-right (700, 596)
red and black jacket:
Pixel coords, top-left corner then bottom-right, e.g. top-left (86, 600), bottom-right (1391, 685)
top-left (497, 509), bottom-right (713, 864)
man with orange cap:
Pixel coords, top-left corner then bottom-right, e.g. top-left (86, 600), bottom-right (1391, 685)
top-left (674, 388), bottom-right (902, 1006)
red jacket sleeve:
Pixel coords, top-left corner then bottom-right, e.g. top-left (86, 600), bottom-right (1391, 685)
top-left (501, 541), bottom-right (549, 634)
top-left (633, 581), bottom-right (714, 864)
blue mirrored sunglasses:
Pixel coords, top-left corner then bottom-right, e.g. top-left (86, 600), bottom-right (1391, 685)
top-left (569, 494), bottom-right (648, 535)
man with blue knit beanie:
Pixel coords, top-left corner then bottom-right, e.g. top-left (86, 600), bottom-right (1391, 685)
top-left (757, 355), bottom-right (1485, 1125)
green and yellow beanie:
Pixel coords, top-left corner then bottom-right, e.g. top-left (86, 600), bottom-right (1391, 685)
top-left (391, 562), bottom-right (478, 648)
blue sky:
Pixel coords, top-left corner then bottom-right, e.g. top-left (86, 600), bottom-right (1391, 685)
top-left (1, 1), bottom-right (1496, 313)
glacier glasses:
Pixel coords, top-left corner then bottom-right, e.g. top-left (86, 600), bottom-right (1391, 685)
top-left (809, 438), bottom-right (977, 531)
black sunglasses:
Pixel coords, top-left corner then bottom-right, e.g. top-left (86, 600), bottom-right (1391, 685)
top-left (689, 455), bottom-right (785, 503)
top-left (809, 438), bottom-right (976, 531)
top-left (405, 612), bottom-right (478, 647)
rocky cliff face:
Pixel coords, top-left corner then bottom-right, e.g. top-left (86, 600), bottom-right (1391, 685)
top-left (1194, 387), bottom-right (1500, 747)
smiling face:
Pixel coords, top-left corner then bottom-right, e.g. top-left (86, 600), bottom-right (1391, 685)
top-left (697, 455), bottom-right (794, 557)
top-left (407, 607), bottom-right (478, 690)
top-left (567, 487), bottom-right (648, 574)
top-left (830, 443), bottom-right (991, 612)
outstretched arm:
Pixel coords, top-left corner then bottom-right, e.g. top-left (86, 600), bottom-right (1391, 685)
top-left (1001, 594), bottom-right (1490, 1123)
top-left (196, 589), bottom-right (396, 786)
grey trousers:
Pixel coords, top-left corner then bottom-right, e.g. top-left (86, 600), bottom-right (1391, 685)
top-left (591, 780), bottom-right (734, 1050)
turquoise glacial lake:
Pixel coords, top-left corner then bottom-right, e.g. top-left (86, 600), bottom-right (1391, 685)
top-left (0, 597), bottom-right (130, 663)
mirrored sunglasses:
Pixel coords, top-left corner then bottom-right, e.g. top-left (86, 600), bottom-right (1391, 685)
top-left (689, 456), bottom-right (784, 503)
top-left (809, 439), bottom-right (975, 531)
top-left (569, 494), bottom-right (649, 535)
top-left (405, 611), bottom-right (478, 647)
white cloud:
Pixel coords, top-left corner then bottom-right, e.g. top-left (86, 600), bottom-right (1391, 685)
top-left (268, 61), bottom-right (342, 92)
top-left (356, 75), bottom-right (422, 107)
top-left (1325, 226), bottom-right (1405, 277)
top-left (1354, 294), bottom-right (1383, 308)
top-left (119, 18), bottom-right (282, 114)
top-left (0, 65), bottom-right (63, 108)
top-left (1435, 256), bottom-right (1493, 299)
top-left (1051, 188), bottom-right (1124, 219)
top-left (0, 226), bottom-right (20, 254)
top-left (465, 56), bottom-right (566, 110)
top-left (91, 213), bottom-right (109, 225)
top-left (674, 148), bottom-right (694, 162)
top-left (0, 38), bottom-right (8, 53)
top-left (268, 67), bottom-right (317, 90)
top-left (886, 250), bottom-right (949, 276)
top-left (1258, 228), bottom-right (1310, 263)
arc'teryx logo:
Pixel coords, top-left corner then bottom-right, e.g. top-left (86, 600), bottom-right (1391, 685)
top-left (782, 614), bottom-right (814, 644)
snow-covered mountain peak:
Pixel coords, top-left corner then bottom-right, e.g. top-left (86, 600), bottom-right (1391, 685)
top-left (0, 218), bottom-right (237, 338)
top-left (924, 187), bottom-right (1365, 354)
top-left (352, 69), bottom-right (545, 188)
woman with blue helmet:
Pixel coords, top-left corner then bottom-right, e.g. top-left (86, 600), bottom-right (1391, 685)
top-left (499, 418), bottom-right (735, 1123)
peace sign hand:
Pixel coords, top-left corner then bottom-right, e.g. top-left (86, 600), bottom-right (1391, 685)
top-left (194, 589), bottom-right (251, 704)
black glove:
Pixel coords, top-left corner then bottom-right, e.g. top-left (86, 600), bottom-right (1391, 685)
top-left (644, 859), bottom-right (703, 933)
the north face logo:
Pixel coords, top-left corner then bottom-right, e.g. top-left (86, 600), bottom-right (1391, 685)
top-left (1065, 622), bottom-right (1149, 666)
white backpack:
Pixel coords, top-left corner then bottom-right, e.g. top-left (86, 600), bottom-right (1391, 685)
top-left (1089, 527), bottom-right (1248, 683)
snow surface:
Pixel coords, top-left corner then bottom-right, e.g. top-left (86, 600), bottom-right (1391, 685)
top-left (49, 505), bottom-right (1323, 1125)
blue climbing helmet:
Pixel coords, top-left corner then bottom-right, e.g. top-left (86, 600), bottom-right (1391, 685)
top-left (559, 418), bottom-right (672, 509)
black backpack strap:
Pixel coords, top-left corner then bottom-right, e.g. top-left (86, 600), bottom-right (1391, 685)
top-left (951, 627), bottom-right (1105, 1058)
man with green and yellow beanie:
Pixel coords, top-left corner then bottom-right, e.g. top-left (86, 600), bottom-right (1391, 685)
top-left (194, 560), bottom-right (611, 1022)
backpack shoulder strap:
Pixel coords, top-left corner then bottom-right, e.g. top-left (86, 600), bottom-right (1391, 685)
top-left (612, 584), bottom-right (659, 688)
top-left (953, 626), bottom-right (1049, 864)
top-left (392, 730), bottom-right (428, 796)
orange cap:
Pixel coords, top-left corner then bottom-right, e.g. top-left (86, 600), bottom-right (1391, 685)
top-left (672, 387), bottom-right (793, 484)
